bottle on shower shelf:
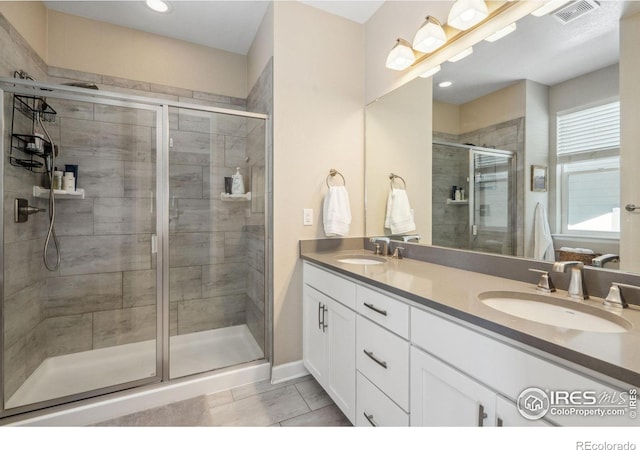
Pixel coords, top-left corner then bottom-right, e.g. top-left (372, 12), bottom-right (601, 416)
top-left (231, 167), bottom-right (245, 195)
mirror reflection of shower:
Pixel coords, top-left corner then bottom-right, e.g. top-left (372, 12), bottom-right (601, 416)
top-left (432, 141), bottom-right (516, 256)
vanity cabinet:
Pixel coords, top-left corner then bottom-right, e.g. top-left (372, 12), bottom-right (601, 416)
top-left (302, 261), bottom-right (636, 427)
top-left (410, 347), bottom-right (496, 426)
top-left (302, 264), bottom-right (356, 423)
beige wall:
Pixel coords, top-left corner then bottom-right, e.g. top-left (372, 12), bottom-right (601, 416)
top-left (272, 1), bottom-right (364, 365)
top-left (459, 81), bottom-right (526, 134)
top-left (524, 80), bottom-right (550, 257)
top-left (365, 77), bottom-right (432, 242)
top-left (0, 1), bottom-right (48, 60)
top-left (46, 10), bottom-right (247, 97)
top-left (620, 13), bottom-right (640, 273)
top-left (247, 3), bottom-right (274, 94)
top-left (433, 101), bottom-right (460, 135)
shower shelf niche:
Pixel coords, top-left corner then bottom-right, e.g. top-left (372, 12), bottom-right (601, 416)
top-left (446, 199), bottom-right (468, 205)
top-left (220, 192), bottom-right (251, 202)
top-left (33, 186), bottom-right (85, 199)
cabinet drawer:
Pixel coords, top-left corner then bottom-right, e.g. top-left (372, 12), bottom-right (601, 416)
top-left (356, 285), bottom-right (409, 338)
top-left (303, 263), bottom-right (356, 310)
top-left (356, 315), bottom-right (410, 411)
top-left (356, 372), bottom-right (409, 427)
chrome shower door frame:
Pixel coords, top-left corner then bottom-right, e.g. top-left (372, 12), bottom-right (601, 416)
top-left (0, 78), bottom-right (270, 420)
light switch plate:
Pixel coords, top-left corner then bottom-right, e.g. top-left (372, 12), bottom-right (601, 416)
top-left (303, 209), bottom-right (313, 226)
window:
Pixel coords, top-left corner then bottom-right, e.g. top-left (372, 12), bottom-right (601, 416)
top-left (557, 101), bottom-right (620, 236)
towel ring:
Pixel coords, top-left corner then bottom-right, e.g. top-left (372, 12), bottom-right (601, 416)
top-left (326, 169), bottom-right (346, 188)
top-left (389, 173), bottom-right (406, 189)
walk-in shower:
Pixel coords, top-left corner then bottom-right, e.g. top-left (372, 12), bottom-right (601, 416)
top-left (0, 77), bottom-right (270, 418)
top-left (432, 141), bottom-right (516, 256)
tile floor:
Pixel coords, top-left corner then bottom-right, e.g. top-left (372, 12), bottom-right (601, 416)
top-left (95, 375), bottom-right (352, 427)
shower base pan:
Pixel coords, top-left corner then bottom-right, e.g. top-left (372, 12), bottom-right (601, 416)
top-left (6, 324), bottom-right (263, 410)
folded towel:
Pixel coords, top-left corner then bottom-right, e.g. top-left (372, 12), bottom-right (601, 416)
top-left (323, 186), bottom-right (351, 236)
top-left (384, 188), bottom-right (416, 235)
top-left (533, 202), bottom-right (555, 261)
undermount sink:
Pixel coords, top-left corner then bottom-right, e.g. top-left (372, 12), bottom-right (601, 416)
top-left (478, 291), bottom-right (631, 333)
top-left (336, 255), bottom-right (386, 265)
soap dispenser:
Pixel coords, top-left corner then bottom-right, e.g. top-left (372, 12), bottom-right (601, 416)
top-left (231, 167), bottom-right (245, 195)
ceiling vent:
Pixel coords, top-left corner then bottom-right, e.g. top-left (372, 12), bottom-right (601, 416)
top-left (553, 0), bottom-right (600, 24)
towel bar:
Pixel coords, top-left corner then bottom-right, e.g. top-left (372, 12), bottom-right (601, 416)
top-left (389, 173), bottom-right (406, 189)
top-left (326, 169), bottom-right (346, 188)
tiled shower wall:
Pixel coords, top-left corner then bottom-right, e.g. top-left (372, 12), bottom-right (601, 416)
top-left (432, 117), bottom-right (525, 256)
top-left (1, 13), bottom-right (51, 400)
top-left (2, 12), bottom-right (268, 400)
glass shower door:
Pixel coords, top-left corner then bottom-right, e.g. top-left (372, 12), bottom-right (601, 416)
top-left (2, 89), bottom-right (162, 412)
top-left (468, 150), bottom-right (516, 255)
top-left (167, 106), bottom-right (266, 379)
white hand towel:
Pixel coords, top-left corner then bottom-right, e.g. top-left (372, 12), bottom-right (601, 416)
top-left (533, 202), bottom-right (555, 261)
top-left (384, 188), bottom-right (416, 235)
top-left (323, 186), bottom-right (351, 236)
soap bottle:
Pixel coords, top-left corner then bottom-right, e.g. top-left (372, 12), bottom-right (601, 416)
top-left (231, 167), bottom-right (245, 195)
top-left (455, 188), bottom-right (462, 201)
top-left (53, 169), bottom-right (63, 191)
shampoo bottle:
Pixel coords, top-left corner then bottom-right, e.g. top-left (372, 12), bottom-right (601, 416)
top-left (231, 167), bottom-right (245, 195)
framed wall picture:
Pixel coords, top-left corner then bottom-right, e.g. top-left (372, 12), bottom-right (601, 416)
top-left (531, 165), bottom-right (547, 192)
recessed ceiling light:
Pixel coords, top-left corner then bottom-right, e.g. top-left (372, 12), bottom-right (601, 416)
top-left (146, 0), bottom-right (170, 13)
top-left (438, 81), bottom-right (453, 88)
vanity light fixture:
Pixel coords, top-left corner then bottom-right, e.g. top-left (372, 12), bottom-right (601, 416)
top-left (413, 16), bottom-right (447, 53)
top-left (146, 0), bottom-right (170, 13)
top-left (419, 65), bottom-right (441, 79)
top-left (438, 81), bottom-right (453, 88)
top-left (531, 0), bottom-right (573, 17)
top-left (448, 47), bottom-right (473, 62)
top-left (484, 23), bottom-right (517, 42)
top-left (385, 38), bottom-right (416, 71)
top-left (447, 0), bottom-right (489, 30)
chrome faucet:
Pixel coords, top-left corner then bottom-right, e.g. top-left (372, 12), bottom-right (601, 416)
top-left (370, 237), bottom-right (390, 256)
top-left (552, 261), bottom-right (588, 300)
top-left (400, 234), bottom-right (421, 243)
top-left (591, 254), bottom-right (619, 268)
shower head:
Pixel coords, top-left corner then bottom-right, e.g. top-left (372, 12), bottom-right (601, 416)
top-left (62, 81), bottom-right (99, 90)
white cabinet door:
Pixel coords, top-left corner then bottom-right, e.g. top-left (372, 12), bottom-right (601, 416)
top-left (302, 285), bottom-right (327, 382)
top-left (325, 297), bottom-right (356, 424)
top-left (410, 347), bottom-right (496, 427)
top-left (495, 395), bottom-right (554, 427)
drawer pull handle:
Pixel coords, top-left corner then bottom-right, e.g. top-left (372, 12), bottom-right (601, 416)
top-left (363, 412), bottom-right (377, 427)
top-left (363, 302), bottom-right (388, 316)
top-left (363, 349), bottom-right (388, 369)
top-left (318, 302), bottom-right (323, 330)
top-left (478, 404), bottom-right (488, 427)
top-left (323, 305), bottom-right (328, 331)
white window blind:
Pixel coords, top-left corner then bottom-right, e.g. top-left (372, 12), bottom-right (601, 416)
top-left (557, 101), bottom-right (620, 155)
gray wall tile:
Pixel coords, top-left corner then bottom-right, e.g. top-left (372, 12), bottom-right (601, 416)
top-left (124, 161), bottom-right (156, 198)
top-left (93, 305), bottom-right (157, 348)
top-left (170, 164), bottom-right (203, 199)
top-left (45, 313), bottom-right (93, 358)
top-left (123, 269), bottom-right (157, 308)
top-left (177, 294), bottom-right (246, 334)
top-left (169, 130), bottom-right (222, 166)
top-left (44, 272), bottom-right (123, 317)
top-left (3, 282), bottom-right (44, 349)
top-left (202, 262), bottom-right (246, 298)
top-left (53, 199), bottom-right (95, 236)
top-left (59, 234), bottom-right (152, 276)
top-left (94, 197), bottom-right (155, 235)
top-left (94, 104), bottom-right (156, 127)
top-left (169, 232), bottom-right (224, 267)
top-left (170, 266), bottom-right (202, 302)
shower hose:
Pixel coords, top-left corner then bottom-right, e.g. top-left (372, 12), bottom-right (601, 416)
top-left (37, 112), bottom-right (61, 272)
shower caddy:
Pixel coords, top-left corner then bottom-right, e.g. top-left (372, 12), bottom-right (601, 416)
top-left (9, 93), bottom-right (57, 172)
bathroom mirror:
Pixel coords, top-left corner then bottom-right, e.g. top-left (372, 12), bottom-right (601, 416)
top-left (364, 1), bottom-right (640, 274)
